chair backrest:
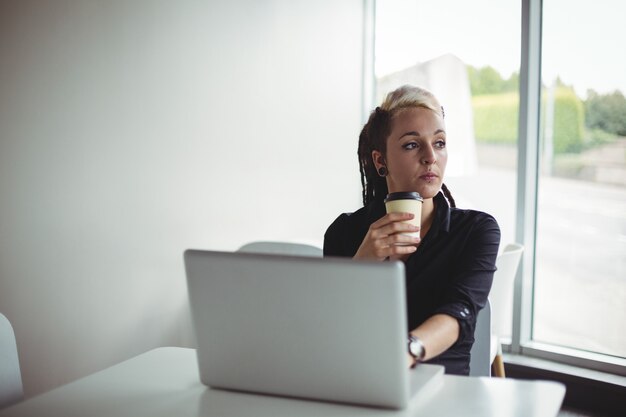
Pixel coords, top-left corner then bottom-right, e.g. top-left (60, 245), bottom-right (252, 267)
top-left (0, 312), bottom-right (23, 409)
top-left (469, 300), bottom-right (492, 377)
top-left (238, 241), bottom-right (323, 258)
top-left (490, 243), bottom-right (524, 338)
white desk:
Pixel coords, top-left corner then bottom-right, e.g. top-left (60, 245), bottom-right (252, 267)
top-left (0, 347), bottom-right (565, 417)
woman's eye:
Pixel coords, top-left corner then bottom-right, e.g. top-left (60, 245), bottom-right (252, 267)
top-left (403, 142), bottom-right (417, 150)
top-left (435, 140), bottom-right (446, 148)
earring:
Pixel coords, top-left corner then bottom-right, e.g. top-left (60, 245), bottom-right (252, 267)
top-left (377, 166), bottom-right (388, 177)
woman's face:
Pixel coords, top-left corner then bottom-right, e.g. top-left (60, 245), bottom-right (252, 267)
top-left (373, 106), bottom-right (447, 199)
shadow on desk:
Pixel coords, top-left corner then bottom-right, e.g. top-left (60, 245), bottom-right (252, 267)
top-left (0, 348), bottom-right (565, 417)
top-left (197, 376), bottom-right (563, 417)
top-left (198, 388), bottom-right (397, 417)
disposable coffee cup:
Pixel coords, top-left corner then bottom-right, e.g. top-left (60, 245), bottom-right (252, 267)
top-left (384, 191), bottom-right (423, 244)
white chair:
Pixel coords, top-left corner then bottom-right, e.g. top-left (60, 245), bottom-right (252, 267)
top-left (469, 299), bottom-right (492, 377)
top-left (240, 242), bottom-right (497, 378)
top-left (0, 312), bottom-right (23, 409)
top-left (238, 241), bottom-right (323, 257)
top-left (489, 243), bottom-right (524, 377)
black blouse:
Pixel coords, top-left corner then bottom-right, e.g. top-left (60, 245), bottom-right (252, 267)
top-left (323, 192), bottom-right (501, 375)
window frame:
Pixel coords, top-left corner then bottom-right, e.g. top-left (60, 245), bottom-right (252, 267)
top-left (513, 0), bottom-right (626, 376)
top-left (367, 0), bottom-right (626, 376)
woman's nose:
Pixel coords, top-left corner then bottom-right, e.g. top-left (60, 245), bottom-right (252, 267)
top-left (421, 146), bottom-right (436, 165)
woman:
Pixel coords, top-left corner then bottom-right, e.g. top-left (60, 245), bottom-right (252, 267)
top-left (324, 85), bottom-right (500, 375)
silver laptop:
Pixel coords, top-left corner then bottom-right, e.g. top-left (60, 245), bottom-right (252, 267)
top-left (184, 249), bottom-right (443, 409)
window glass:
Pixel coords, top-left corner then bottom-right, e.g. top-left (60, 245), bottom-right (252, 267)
top-left (375, 0), bottom-right (521, 338)
top-left (534, 0), bottom-right (626, 357)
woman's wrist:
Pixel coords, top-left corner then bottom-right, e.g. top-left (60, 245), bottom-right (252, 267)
top-left (408, 335), bottom-right (426, 367)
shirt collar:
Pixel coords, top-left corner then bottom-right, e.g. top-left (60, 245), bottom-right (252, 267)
top-left (425, 192), bottom-right (451, 240)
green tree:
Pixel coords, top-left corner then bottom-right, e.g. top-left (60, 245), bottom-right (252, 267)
top-left (468, 65), bottom-right (519, 96)
top-left (502, 72), bottom-right (519, 93)
top-left (585, 89), bottom-right (626, 136)
top-left (468, 66), bottom-right (504, 95)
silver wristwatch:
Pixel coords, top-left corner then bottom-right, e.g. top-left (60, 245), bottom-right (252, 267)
top-left (408, 335), bottom-right (426, 364)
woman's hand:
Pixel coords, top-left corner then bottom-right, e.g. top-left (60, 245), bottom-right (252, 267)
top-left (407, 352), bottom-right (417, 369)
top-left (353, 212), bottom-right (420, 261)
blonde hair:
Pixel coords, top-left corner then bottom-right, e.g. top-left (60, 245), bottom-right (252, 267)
top-left (380, 85), bottom-right (444, 118)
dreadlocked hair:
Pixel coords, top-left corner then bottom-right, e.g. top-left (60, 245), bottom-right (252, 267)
top-left (441, 183), bottom-right (456, 208)
top-left (358, 107), bottom-right (392, 206)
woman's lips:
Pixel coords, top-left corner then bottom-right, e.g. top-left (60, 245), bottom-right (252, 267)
top-left (419, 173), bottom-right (438, 180)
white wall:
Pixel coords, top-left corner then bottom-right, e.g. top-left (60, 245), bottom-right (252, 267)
top-left (0, 0), bottom-right (364, 397)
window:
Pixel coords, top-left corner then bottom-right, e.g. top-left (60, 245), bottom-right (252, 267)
top-left (373, 0), bottom-right (626, 372)
top-left (533, 0), bottom-right (626, 359)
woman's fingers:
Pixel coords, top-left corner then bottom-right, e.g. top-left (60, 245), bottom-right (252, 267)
top-left (370, 243), bottom-right (417, 261)
top-left (372, 234), bottom-right (419, 255)
top-left (370, 214), bottom-right (420, 239)
top-left (370, 212), bottom-right (414, 229)
top-left (385, 232), bottom-right (420, 247)
top-left (354, 212), bottom-right (422, 261)
top-left (390, 244), bottom-right (418, 256)
top-left (371, 224), bottom-right (420, 244)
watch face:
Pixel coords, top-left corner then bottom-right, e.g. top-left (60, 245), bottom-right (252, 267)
top-left (408, 336), bottom-right (424, 360)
